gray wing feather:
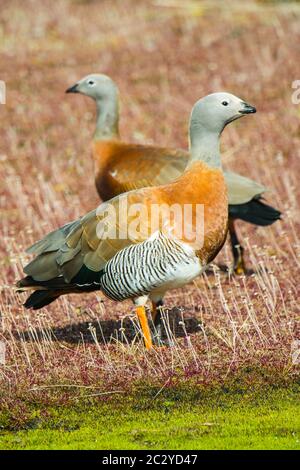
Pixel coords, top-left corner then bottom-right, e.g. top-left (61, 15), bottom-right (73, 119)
top-left (224, 170), bottom-right (268, 205)
top-left (26, 220), bottom-right (81, 255)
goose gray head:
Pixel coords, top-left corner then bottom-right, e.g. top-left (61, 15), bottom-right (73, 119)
top-left (190, 92), bottom-right (256, 135)
top-left (66, 73), bottom-right (118, 102)
top-left (66, 74), bottom-right (119, 139)
top-left (189, 92), bottom-right (256, 168)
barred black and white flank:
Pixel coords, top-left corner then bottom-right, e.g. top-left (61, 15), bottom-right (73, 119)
top-left (101, 231), bottom-right (202, 301)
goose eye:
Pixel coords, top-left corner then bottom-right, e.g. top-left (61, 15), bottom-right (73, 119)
top-left (88, 80), bottom-right (95, 86)
top-left (222, 101), bottom-right (229, 106)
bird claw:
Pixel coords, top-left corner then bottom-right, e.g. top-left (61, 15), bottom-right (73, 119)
top-left (152, 324), bottom-right (164, 346)
top-left (233, 264), bottom-right (254, 276)
top-left (151, 324), bottom-right (174, 347)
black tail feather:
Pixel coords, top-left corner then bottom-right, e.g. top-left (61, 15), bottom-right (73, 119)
top-left (229, 198), bottom-right (281, 226)
top-left (18, 269), bottom-right (102, 310)
top-left (17, 275), bottom-right (70, 290)
top-left (24, 290), bottom-right (60, 310)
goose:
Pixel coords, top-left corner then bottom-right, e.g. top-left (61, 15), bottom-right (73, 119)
top-left (18, 93), bottom-right (255, 349)
top-left (66, 74), bottom-right (280, 274)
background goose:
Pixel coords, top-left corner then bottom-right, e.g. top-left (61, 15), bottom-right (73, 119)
top-left (18, 93), bottom-right (254, 348)
top-left (66, 73), bottom-right (281, 274)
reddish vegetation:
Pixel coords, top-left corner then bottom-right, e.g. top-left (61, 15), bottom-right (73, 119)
top-left (0, 0), bottom-right (299, 404)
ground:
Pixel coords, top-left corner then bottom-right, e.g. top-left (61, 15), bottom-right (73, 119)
top-left (1, 385), bottom-right (299, 450)
top-left (0, 0), bottom-right (299, 450)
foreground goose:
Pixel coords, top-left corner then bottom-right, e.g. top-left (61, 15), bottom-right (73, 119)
top-left (18, 93), bottom-right (255, 349)
top-left (66, 74), bottom-right (280, 274)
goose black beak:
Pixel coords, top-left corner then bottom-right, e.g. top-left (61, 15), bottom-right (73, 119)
top-left (239, 102), bottom-right (256, 114)
top-left (65, 83), bottom-right (79, 94)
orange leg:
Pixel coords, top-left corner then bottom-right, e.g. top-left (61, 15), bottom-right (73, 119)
top-left (136, 306), bottom-right (152, 350)
top-left (151, 301), bottom-right (159, 324)
top-left (229, 218), bottom-right (247, 275)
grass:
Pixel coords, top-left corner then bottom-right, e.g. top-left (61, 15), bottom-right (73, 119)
top-left (0, 0), bottom-right (300, 450)
top-left (1, 385), bottom-right (299, 450)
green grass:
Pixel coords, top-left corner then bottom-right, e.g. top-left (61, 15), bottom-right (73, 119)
top-left (1, 385), bottom-right (299, 450)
